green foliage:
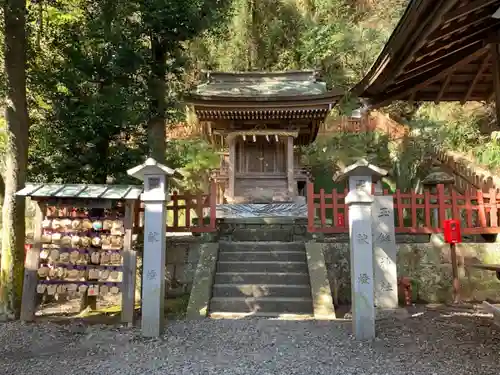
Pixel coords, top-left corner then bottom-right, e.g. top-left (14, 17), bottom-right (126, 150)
top-left (27, 0), bottom-right (149, 184)
top-left (301, 131), bottom-right (392, 173)
top-left (301, 127), bottom-right (435, 191)
top-left (24, 0), bottom-right (229, 185)
top-left (165, 139), bottom-right (219, 192)
top-left (186, 0), bottom-right (406, 89)
top-left (409, 102), bottom-right (500, 173)
top-left (474, 137), bottom-right (500, 171)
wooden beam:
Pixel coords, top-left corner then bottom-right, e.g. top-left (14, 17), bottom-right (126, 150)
top-left (491, 41), bottom-right (500, 128)
top-left (423, 82), bottom-right (491, 93)
top-left (394, 42), bottom-right (486, 87)
top-left (417, 22), bottom-right (496, 60)
top-left (383, 0), bottom-right (459, 90)
top-left (414, 92), bottom-right (487, 101)
top-left (435, 73), bottom-right (453, 104)
top-left (427, 6), bottom-right (498, 44)
top-left (121, 200), bottom-right (137, 326)
top-left (462, 53), bottom-right (490, 104)
top-left (377, 47), bottom-right (488, 107)
top-left (402, 39), bottom-right (484, 79)
top-left (442, 0), bottom-right (498, 24)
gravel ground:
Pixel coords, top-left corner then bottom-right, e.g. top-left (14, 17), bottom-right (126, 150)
top-left (1, 306), bottom-right (499, 375)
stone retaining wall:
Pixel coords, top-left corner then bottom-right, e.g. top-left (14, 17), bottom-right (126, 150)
top-left (319, 235), bottom-right (500, 304)
top-left (165, 236), bottom-right (208, 295)
top-left (166, 228), bottom-right (500, 304)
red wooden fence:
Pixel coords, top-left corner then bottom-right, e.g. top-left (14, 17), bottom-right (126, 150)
top-left (307, 182), bottom-right (500, 235)
top-left (138, 182), bottom-right (217, 233)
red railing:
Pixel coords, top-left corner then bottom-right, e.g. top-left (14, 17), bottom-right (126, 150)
top-left (318, 113), bottom-right (410, 140)
top-left (138, 182), bottom-right (217, 233)
top-left (307, 182), bottom-right (500, 235)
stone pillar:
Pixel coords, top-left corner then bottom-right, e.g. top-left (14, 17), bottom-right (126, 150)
top-left (346, 178), bottom-right (375, 340)
top-left (127, 158), bottom-right (176, 337)
top-left (372, 195), bottom-right (398, 309)
top-left (228, 135), bottom-right (236, 201)
top-left (335, 159), bottom-right (388, 340)
top-left (287, 136), bottom-right (294, 197)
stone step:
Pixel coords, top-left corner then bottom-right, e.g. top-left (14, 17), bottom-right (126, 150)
top-left (231, 229), bottom-right (293, 242)
top-left (209, 312), bottom-right (314, 320)
top-left (212, 284), bottom-right (311, 298)
top-left (210, 297), bottom-right (313, 314)
top-left (219, 241), bottom-right (305, 252)
top-left (214, 272), bottom-right (310, 285)
top-left (217, 261), bottom-right (308, 274)
top-left (218, 251), bottom-right (306, 262)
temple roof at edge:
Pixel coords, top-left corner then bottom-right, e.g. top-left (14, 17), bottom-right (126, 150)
top-left (191, 71), bottom-right (339, 100)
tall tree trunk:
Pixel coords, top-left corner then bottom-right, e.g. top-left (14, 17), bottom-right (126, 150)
top-left (147, 36), bottom-right (167, 162)
top-left (0, 0), bottom-right (30, 320)
top-left (247, 0), bottom-right (257, 70)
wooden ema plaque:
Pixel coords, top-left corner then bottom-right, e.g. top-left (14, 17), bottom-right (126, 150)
top-left (36, 206), bottom-right (125, 299)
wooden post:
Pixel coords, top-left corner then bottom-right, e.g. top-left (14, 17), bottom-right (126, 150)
top-left (307, 182), bottom-right (315, 232)
top-left (490, 42), bottom-right (500, 128)
top-left (319, 189), bottom-right (326, 227)
top-left (20, 201), bottom-right (45, 321)
top-left (450, 243), bottom-right (460, 303)
top-left (287, 136), bottom-right (294, 198)
top-left (228, 135), bottom-right (236, 201)
top-left (209, 181), bottom-right (217, 230)
top-left (121, 200), bottom-right (137, 325)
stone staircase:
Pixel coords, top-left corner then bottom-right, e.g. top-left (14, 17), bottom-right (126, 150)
top-left (209, 237), bottom-right (314, 318)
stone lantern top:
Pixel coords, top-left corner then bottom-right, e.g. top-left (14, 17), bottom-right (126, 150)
top-left (127, 158), bottom-right (180, 202)
top-left (127, 158), bottom-right (176, 182)
top-left (334, 159), bottom-right (388, 182)
top-left (421, 167), bottom-right (454, 186)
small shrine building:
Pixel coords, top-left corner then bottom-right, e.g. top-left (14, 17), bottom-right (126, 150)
top-left (186, 71), bottom-right (343, 204)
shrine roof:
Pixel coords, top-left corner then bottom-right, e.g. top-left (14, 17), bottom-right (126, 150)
top-left (186, 71), bottom-right (344, 122)
top-left (193, 71), bottom-right (329, 99)
top-left (353, 0), bottom-right (500, 107)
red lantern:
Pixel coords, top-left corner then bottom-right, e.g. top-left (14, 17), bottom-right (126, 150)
top-left (443, 219), bottom-right (462, 244)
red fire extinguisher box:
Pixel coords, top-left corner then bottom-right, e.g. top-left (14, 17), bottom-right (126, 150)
top-left (337, 213), bottom-right (345, 227)
top-left (443, 219), bottom-right (462, 244)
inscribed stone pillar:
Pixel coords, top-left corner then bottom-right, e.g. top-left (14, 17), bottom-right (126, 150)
top-left (372, 195), bottom-right (398, 309)
top-left (128, 158), bottom-right (176, 337)
top-left (334, 159), bottom-right (388, 340)
top-left (347, 178), bottom-right (375, 340)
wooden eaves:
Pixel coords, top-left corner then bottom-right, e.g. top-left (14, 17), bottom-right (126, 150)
top-left (353, 0), bottom-right (500, 108)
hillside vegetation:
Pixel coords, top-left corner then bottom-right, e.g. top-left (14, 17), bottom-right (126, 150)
top-left (0, 0), bottom-right (494, 186)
